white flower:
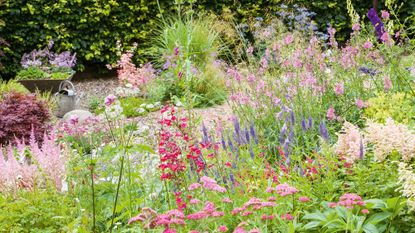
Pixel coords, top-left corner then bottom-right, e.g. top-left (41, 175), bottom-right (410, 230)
top-left (146, 104), bottom-right (154, 109)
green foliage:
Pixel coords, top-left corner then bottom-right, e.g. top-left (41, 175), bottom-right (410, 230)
top-left (364, 92), bottom-right (415, 125)
top-left (15, 67), bottom-right (49, 80)
top-left (0, 79), bottom-right (29, 96)
top-left (149, 13), bottom-right (227, 108)
top-left (0, 190), bottom-right (77, 233)
top-left (2, 0), bottom-right (414, 78)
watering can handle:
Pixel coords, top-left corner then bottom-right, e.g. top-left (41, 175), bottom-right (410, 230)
top-left (59, 80), bottom-right (75, 92)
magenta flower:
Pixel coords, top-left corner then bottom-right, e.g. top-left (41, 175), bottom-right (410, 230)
top-left (218, 225), bottom-right (229, 232)
top-left (104, 94), bottom-right (117, 106)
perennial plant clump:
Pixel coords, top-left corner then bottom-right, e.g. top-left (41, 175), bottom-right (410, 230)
top-left (0, 92), bottom-right (50, 145)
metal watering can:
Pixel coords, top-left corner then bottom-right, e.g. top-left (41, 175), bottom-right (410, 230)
top-left (54, 80), bottom-right (79, 117)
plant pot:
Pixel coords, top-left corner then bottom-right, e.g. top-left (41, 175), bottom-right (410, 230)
top-left (18, 74), bottom-right (74, 93)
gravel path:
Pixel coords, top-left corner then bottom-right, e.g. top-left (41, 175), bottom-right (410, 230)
top-left (71, 77), bottom-right (234, 137)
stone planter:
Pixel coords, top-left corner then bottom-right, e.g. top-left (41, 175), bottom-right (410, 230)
top-left (18, 73), bottom-right (74, 93)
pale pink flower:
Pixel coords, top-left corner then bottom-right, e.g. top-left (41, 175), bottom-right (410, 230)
top-left (352, 23), bottom-right (360, 32)
top-left (188, 183), bottom-right (201, 191)
top-left (335, 121), bottom-right (365, 163)
top-left (334, 82), bottom-right (344, 95)
top-left (275, 183), bottom-right (299, 197)
top-left (189, 198), bottom-right (201, 205)
top-left (201, 176), bottom-right (227, 193)
top-left (381, 10), bottom-right (390, 20)
top-left (284, 34), bottom-right (294, 45)
top-left (355, 99), bottom-right (365, 109)
top-left (246, 46), bottom-right (254, 54)
top-left (222, 198), bottom-right (233, 203)
top-left (327, 107), bottom-right (336, 121)
top-left (249, 229), bottom-right (261, 233)
top-left (383, 76), bottom-right (392, 90)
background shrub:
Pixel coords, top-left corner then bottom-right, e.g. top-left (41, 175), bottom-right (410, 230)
top-left (1, 0), bottom-right (414, 79)
top-left (0, 92), bottom-right (50, 145)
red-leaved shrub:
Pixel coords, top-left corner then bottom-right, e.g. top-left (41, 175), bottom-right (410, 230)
top-left (0, 92), bottom-right (50, 145)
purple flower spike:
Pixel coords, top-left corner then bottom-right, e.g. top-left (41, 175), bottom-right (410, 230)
top-left (319, 121), bottom-right (329, 141)
top-left (367, 8), bottom-right (385, 39)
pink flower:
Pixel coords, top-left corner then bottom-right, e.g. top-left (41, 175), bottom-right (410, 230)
top-left (203, 201), bottom-right (216, 214)
top-left (275, 183), bottom-right (299, 197)
top-left (104, 94), bottom-right (117, 106)
top-left (268, 196), bottom-right (277, 201)
top-left (384, 76), bottom-right (392, 90)
top-left (189, 231), bottom-right (200, 233)
top-left (128, 214), bottom-right (145, 224)
top-left (68, 115), bottom-right (79, 125)
top-left (381, 32), bottom-right (391, 45)
top-left (189, 198), bottom-right (201, 205)
top-left (355, 99), bottom-right (365, 109)
top-left (201, 176), bottom-right (227, 193)
top-left (241, 211), bottom-right (253, 216)
top-left (284, 34), bottom-right (294, 45)
top-left (261, 214), bottom-right (275, 220)
top-left (222, 198), bottom-right (233, 203)
top-left (361, 209), bottom-right (370, 214)
top-left (334, 82), bottom-right (344, 95)
top-left (234, 227), bottom-right (247, 233)
top-left (363, 41), bottom-right (373, 49)
top-left (212, 211), bottom-right (225, 217)
top-left (218, 225), bottom-right (229, 232)
top-left (327, 107), bottom-right (336, 121)
top-left (281, 213), bottom-right (293, 221)
top-left (352, 23), bottom-right (360, 32)
top-left (249, 229), bottom-right (261, 233)
top-left (163, 229), bottom-right (177, 233)
top-left (246, 46), bottom-right (254, 54)
top-left (188, 183), bottom-right (201, 191)
top-left (328, 202), bottom-right (337, 208)
top-left (381, 10), bottom-right (390, 20)
top-left (298, 196), bottom-right (311, 202)
top-left (186, 211), bottom-right (208, 220)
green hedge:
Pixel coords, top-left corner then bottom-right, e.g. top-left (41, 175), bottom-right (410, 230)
top-left (1, 0), bottom-right (414, 79)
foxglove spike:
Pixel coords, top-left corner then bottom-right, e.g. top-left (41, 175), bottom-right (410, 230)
top-left (249, 146), bottom-right (255, 159)
top-left (290, 110), bottom-right (295, 124)
top-left (221, 134), bottom-right (227, 150)
top-left (308, 116), bottom-right (313, 129)
top-left (279, 123), bottom-right (287, 144)
top-left (244, 127), bottom-right (250, 143)
top-left (301, 118), bottom-right (307, 131)
top-left (319, 121), bottom-right (329, 141)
